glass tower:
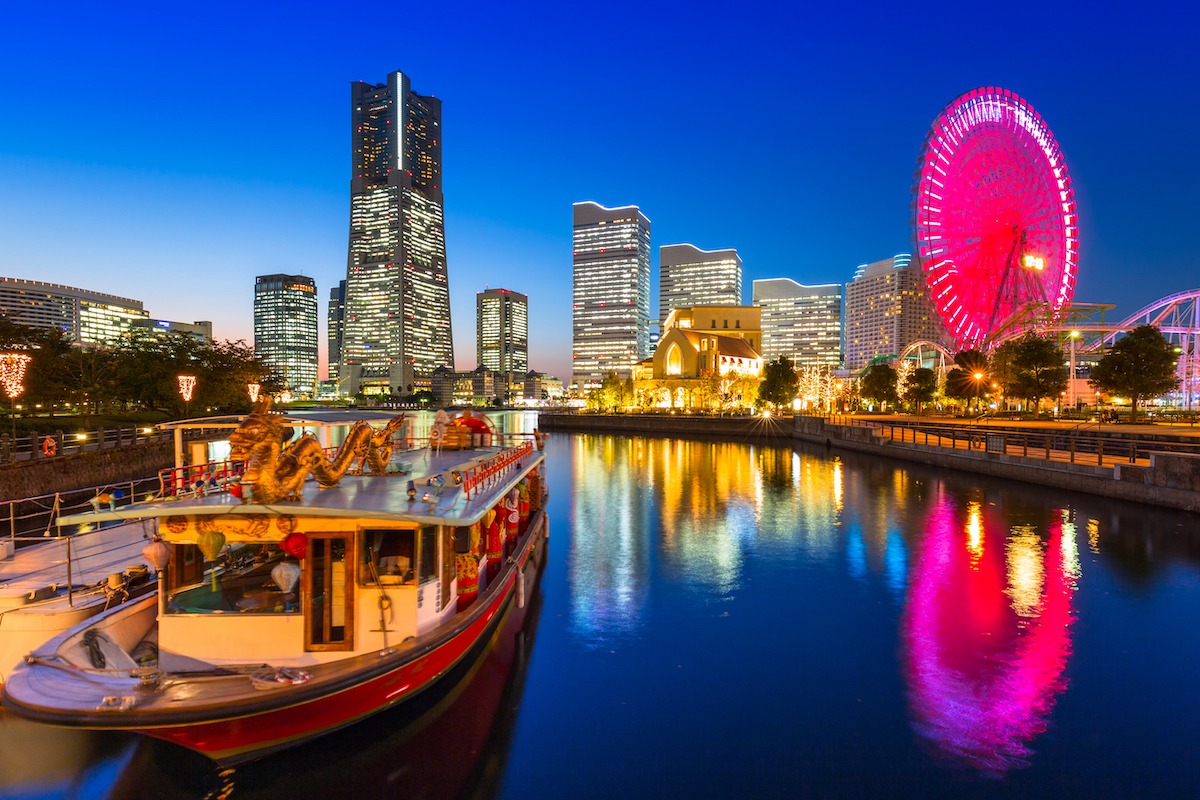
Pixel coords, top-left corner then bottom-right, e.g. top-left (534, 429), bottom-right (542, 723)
top-left (572, 202), bottom-right (651, 388)
top-left (659, 243), bottom-right (741, 323)
top-left (341, 70), bottom-right (453, 395)
top-left (752, 278), bottom-right (843, 369)
top-left (253, 274), bottom-right (318, 395)
top-left (476, 288), bottom-right (528, 374)
top-left (327, 279), bottom-right (346, 383)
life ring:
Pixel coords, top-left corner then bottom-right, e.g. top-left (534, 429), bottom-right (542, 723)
top-left (41, 437), bottom-right (57, 458)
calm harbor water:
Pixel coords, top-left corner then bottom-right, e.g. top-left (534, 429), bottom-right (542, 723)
top-left (3, 415), bottom-right (1200, 798)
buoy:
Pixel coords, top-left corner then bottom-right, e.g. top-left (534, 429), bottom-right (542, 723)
top-left (41, 436), bottom-right (56, 457)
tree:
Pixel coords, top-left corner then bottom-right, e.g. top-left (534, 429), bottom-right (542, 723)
top-left (757, 357), bottom-right (799, 411)
top-left (1009, 334), bottom-right (1069, 411)
top-left (1089, 325), bottom-right (1180, 422)
top-left (945, 349), bottom-right (990, 412)
top-left (903, 367), bottom-right (938, 414)
top-left (860, 363), bottom-right (899, 409)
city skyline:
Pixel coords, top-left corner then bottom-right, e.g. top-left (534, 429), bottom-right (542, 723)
top-left (1, 4), bottom-right (1196, 382)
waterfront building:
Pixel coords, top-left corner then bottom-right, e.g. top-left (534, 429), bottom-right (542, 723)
top-left (340, 69), bottom-right (453, 396)
top-left (0, 277), bottom-right (147, 346)
top-left (476, 288), bottom-right (528, 374)
top-left (844, 254), bottom-right (948, 371)
top-left (523, 371), bottom-right (565, 404)
top-left (752, 278), bottom-right (843, 369)
top-left (328, 280), bottom-right (346, 384)
top-left (659, 244), bottom-right (741, 323)
top-left (253, 274), bottom-right (318, 395)
top-left (633, 305), bottom-right (763, 409)
top-left (128, 318), bottom-right (213, 343)
top-left (572, 201), bottom-right (651, 389)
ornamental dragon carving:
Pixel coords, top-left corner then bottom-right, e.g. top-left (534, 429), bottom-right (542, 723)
top-left (229, 398), bottom-right (408, 504)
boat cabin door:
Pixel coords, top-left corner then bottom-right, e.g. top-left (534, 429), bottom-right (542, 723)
top-left (303, 533), bottom-right (355, 651)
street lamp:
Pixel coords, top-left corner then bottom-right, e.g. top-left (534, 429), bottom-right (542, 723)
top-left (1068, 331), bottom-right (1081, 410)
top-left (973, 372), bottom-right (984, 413)
top-left (0, 352), bottom-right (32, 440)
top-left (177, 374), bottom-right (196, 419)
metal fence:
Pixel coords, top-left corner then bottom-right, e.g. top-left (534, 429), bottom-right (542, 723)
top-left (0, 426), bottom-right (172, 464)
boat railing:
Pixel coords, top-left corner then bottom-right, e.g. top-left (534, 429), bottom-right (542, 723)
top-left (157, 459), bottom-right (247, 498)
top-left (2, 477), bottom-right (163, 545)
top-left (461, 441), bottom-right (535, 499)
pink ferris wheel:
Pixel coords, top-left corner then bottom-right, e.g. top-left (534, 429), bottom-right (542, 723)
top-left (914, 87), bottom-right (1078, 349)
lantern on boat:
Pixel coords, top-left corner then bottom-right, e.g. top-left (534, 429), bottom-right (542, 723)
top-left (456, 553), bottom-right (479, 612)
top-left (517, 479), bottom-right (530, 533)
top-left (281, 531), bottom-right (308, 560)
top-left (197, 529), bottom-right (226, 591)
top-left (484, 508), bottom-right (501, 582)
top-left (503, 488), bottom-right (519, 555)
top-left (142, 537), bottom-right (172, 574)
top-left (272, 561), bottom-right (301, 594)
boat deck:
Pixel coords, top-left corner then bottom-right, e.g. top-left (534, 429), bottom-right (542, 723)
top-left (0, 522), bottom-right (153, 612)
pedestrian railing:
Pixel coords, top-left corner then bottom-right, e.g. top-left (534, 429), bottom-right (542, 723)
top-left (0, 426), bottom-right (172, 464)
top-left (827, 417), bottom-right (1200, 469)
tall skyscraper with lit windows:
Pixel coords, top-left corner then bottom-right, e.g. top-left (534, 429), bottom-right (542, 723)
top-left (476, 288), bottom-right (528, 373)
top-left (752, 278), bottom-right (843, 368)
top-left (341, 70), bottom-right (453, 395)
top-left (572, 201), bottom-right (651, 388)
top-left (659, 244), bottom-right (741, 322)
top-left (327, 280), bottom-right (346, 383)
top-left (253, 274), bottom-right (318, 395)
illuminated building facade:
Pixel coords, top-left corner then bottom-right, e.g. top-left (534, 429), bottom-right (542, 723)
top-left (341, 70), bottom-right (453, 395)
top-left (328, 280), bottom-right (346, 383)
top-left (572, 201), bottom-right (651, 388)
top-left (128, 318), bottom-right (213, 343)
top-left (844, 254), bottom-right (947, 370)
top-left (0, 277), bottom-right (147, 345)
top-left (752, 278), bottom-right (843, 368)
top-left (659, 244), bottom-right (741, 322)
top-left (476, 288), bottom-right (528, 374)
top-left (253, 274), bottom-right (318, 395)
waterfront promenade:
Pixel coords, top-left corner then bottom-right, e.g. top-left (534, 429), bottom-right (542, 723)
top-left (539, 412), bottom-right (1200, 512)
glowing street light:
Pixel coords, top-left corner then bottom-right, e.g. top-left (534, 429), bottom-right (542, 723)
top-left (973, 372), bottom-right (985, 412)
top-left (247, 382), bottom-right (261, 403)
top-left (0, 352), bottom-right (32, 439)
top-left (178, 374), bottom-right (196, 418)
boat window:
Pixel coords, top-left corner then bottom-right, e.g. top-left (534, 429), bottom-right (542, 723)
top-left (306, 535), bottom-right (353, 650)
top-left (167, 544), bottom-right (301, 615)
top-left (361, 528), bottom-right (416, 586)
top-left (418, 525), bottom-right (437, 584)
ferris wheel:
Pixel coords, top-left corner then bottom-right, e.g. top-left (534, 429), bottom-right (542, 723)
top-left (913, 87), bottom-right (1079, 349)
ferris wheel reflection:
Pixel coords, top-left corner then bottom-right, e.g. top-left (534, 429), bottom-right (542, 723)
top-left (902, 492), bottom-right (1079, 775)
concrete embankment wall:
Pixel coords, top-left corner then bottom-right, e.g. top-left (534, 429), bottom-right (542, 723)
top-left (539, 413), bottom-right (1200, 512)
top-left (0, 443), bottom-right (174, 501)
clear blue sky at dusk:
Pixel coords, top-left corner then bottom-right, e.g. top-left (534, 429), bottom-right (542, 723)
top-left (1, 1), bottom-right (1196, 381)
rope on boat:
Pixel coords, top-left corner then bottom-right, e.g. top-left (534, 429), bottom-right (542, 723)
top-left (250, 666), bottom-right (311, 688)
top-left (82, 630), bottom-right (107, 668)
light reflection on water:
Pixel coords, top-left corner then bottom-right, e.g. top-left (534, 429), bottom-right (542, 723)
top-left (4, 425), bottom-right (1200, 798)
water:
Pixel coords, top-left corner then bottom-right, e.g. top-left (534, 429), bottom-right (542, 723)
top-left (3, 423), bottom-right (1200, 798)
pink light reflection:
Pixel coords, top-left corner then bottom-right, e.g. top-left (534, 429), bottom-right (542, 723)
top-left (901, 495), bottom-right (1076, 775)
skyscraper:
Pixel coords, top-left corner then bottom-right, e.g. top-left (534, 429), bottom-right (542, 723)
top-left (253, 274), bottom-right (318, 395)
top-left (659, 244), bottom-right (741, 322)
top-left (476, 288), bottom-right (528, 374)
top-left (341, 70), bottom-right (453, 395)
top-left (752, 278), bottom-right (843, 368)
top-left (327, 279), bottom-right (346, 383)
top-left (844, 254), bottom-right (947, 370)
top-left (572, 201), bottom-right (651, 388)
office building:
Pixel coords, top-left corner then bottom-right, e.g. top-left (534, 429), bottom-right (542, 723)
top-left (844, 254), bottom-right (947, 370)
top-left (340, 70), bottom-right (453, 395)
top-left (476, 288), bottom-right (528, 374)
top-left (0, 277), bottom-right (147, 346)
top-left (128, 318), bottom-right (213, 343)
top-left (572, 201), bottom-right (651, 388)
top-left (328, 280), bottom-right (346, 383)
top-left (659, 244), bottom-right (741, 322)
top-left (752, 278), bottom-right (843, 368)
top-left (253, 274), bottom-right (318, 395)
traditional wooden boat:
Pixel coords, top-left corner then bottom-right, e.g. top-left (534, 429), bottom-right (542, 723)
top-left (2, 402), bottom-right (549, 765)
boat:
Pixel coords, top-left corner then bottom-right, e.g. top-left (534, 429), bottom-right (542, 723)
top-left (2, 401), bottom-right (549, 765)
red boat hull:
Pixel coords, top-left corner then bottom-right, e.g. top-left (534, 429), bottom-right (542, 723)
top-left (141, 519), bottom-right (547, 764)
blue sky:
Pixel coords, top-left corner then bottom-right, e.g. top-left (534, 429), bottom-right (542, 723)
top-left (1, 2), bottom-right (1196, 381)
